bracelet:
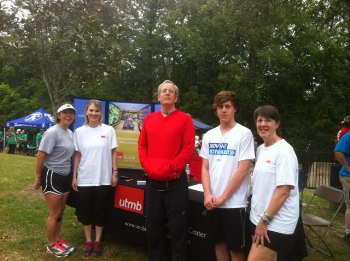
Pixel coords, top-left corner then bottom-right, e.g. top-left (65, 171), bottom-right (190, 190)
top-left (264, 211), bottom-right (273, 221)
top-left (261, 216), bottom-right (270, 225)
top-left (112, 169), bottom-right (118, 172)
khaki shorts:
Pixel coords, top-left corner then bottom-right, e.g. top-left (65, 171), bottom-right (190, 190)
top-left (340, 176), bottom-right (350, 208)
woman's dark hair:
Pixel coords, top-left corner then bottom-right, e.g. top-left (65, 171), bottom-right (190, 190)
top-left (212, 91), bottom-right (240, 115)
top-left (55, 102), bottom-right (75, 123)
top-left (253, 105), bottom-right (283, 138)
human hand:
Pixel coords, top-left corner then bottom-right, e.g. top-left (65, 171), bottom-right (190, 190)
top-left (71, 178), bottom-right (78, 192)
top-left (213, 196), bottom-right (225, 207)
top-left (253, 220), bottom-right (270, 247)
top-left (204, 194), bottom-right (215, 210)
top-left (111, 176), bottom-right (118, 188)
top-left (33, 177), bottom-right (41, 190)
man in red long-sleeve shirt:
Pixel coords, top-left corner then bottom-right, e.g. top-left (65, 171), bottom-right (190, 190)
top-left (138, 80), bottom-right (195, 261)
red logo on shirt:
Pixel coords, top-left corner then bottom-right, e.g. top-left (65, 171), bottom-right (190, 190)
top-left (101, 135), bottom-right (105, 138)
top-left (115, 185), bottom-right (144, 214)
top-left (266, 160), bottom-right (271, 164)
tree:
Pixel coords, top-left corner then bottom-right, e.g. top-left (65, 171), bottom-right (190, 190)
top-left (2, 0), bottom-right (122, 113)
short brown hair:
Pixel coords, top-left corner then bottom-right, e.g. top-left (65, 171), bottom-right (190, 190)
top-left (213, 91), bottom-right (240, 115)
top-left (253, 105), bottom-right (283, 138)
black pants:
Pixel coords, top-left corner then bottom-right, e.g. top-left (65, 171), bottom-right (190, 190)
top-left (146, 173), bottom-right (189, 261)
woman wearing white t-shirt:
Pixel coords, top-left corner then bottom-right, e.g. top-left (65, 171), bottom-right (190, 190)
top-left (72, 100), bottom-right (118, 258)
top-left (248, 105), bottom-right (299, 261)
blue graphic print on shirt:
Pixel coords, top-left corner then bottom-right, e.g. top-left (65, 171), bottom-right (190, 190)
top-left (209, 143), bottom-right (236, 156)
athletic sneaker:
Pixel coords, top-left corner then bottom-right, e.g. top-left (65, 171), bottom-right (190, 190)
top-left (83, 241), bottom-right (93, 257)
top-left (58, 239), bottom-right (75, 252)
top-left (46, 243), bottom-right (70, 258)
top-left (93, 241), bottom-right (102, 257)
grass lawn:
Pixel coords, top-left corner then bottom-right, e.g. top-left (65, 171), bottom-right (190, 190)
top-left (301, 188), bottom-right (350, 260)
top-left (1, 152), bottom-right (349, 260)
top-left (0, 153), bottom-right (148, 260)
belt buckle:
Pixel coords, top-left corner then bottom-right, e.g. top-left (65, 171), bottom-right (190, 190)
top-left (155, 181), bottom-right (170, 192)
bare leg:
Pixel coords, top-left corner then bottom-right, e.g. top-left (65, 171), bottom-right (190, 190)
top-left (215, 242), bottom-right (230, 261)
top-left (230, 250), bottom-right (245, 261)
top-left (83, 225), bottom-right (92, 242)
top-left (95, 226), bottom-right (104, 242)
top-left (248, 242), bottom-right (277, 261)
top-left (44, 193), bottom-right (66, 246)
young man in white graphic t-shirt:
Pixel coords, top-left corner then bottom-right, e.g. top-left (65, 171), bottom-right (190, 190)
top-left (200, 91), bottom-right (255, 261)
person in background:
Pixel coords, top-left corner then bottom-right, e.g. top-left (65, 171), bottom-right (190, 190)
top-left (336, 116), bottom-right (350, 143)
top-left (35, 129), bottom-right (44, 156)
top-left (0, 128), bottom-right (3, 152)
top-left (138, 80), bottom-right (195, 261)
top-left (195, 135), bottom-right (201, 154)
top-left (335, 116), bottom-right (350, 162)
top-left (36, 129), bottom-right (44, 148)
top-left (200, 91), bottom-right (255, 261)
top-left (72, 99), bottom-right (118, 258)
top-left (33, 103), bottom-right (76, 258)
top-left (5, 127), bottom-right (17, 154)
top-left (15, 129), bottom-right (21, 154)
top-left (18, 129), bottom-right (28, 156)
top-left (248, 105), bottom-right (299, 261)
top-left (334, 131), bottom-right (350, 244)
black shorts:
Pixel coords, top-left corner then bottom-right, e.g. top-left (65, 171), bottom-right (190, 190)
top-left (206, 208), bottom-right (245, 252)
top-left (76, 185), bottom-right (112, 226)
top-left (41, 166), bottom-right (72, 196)
top-left (250, 221), bottom-right (296, 259)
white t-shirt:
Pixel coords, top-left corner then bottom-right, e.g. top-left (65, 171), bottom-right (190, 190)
top-left (74, 124), bottom-right (118, 186)
top-left (200, 123), bottom-right (255, 208)
top-left (250, 139), bottom-right (299, 234)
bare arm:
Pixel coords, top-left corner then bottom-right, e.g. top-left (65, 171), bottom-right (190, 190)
top-left (214, 159), bottom-right (252, 206)
top-left (253, 185), bottom-right (292, 246)
top-left (111, 148), bottom-right (118, 187)
top-left (201, 158), bottom-right (215, 210)
top-left (72, 151), bottom-right (81, 191)
top-left (335, 151), bottom-right (350, 173)
top-left (34, 151), bottom-right (47, 189)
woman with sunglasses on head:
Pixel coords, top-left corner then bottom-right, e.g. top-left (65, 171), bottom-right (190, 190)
top-left (248, 105), bottom-right (300, 261)
top-left (72, 100), bottom-right (118, 258)
top-left (34, 103), bottom-right (76, 258)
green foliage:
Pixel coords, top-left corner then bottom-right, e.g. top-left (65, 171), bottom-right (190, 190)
top-left (2, 0), bottom-right (122, 109)
top-left (1, 0), bottom-right (350, 151)
top-left (0, 83), bottom-right (36, 127)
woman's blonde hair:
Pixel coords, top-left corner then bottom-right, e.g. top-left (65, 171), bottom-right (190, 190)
top-left (84, 100), bottom-right (104, 125)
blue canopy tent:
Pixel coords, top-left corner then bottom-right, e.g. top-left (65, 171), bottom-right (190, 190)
top-left (3, 108), bottom-right (55, 152)
top-left (5, 108), bottom-right (55, 129)
top-left (192, 118), bottom-right (212, 130)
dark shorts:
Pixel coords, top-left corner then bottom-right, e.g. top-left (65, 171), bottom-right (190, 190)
top-left (8, 144), bottom-right (16, 154)
top-left (76, 185), bottom-right (112, 227)
top-left (206, 207), bottom-right (246, 252)
top-left (250, 221), bottom-right (296, 258)
top-left (41, 166), bottom-right (72, 196)
top-left (18, 143), bottom-right (28, 152)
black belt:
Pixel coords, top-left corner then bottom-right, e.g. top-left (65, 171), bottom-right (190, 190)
top-left (149, 172), bottom-right (185, 192)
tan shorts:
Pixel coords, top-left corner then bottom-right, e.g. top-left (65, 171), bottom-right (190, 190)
top-left (340, 176), bottom-right (350, 208)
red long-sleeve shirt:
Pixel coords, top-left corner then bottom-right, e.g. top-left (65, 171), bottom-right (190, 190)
top-left (138, 110), bottom-right (195, 181)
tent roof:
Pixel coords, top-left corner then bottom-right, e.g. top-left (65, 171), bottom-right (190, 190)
top-left (5, 108), bottom-right (55, 129)
top-left (192, 118), bottom-right (212, 130)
